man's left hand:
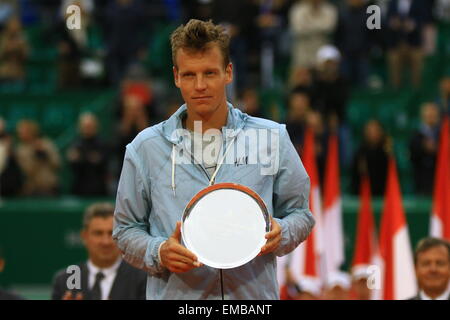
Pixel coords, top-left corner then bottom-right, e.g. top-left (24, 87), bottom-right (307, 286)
top-left (259, 217), bottom-right (281, 256)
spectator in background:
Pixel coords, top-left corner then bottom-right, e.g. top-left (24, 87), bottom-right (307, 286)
top-left (15, 119), bottom-right (60, 196)
top-left (289, 0), bottom-right (337, 69)
top-left (67, 113), bottom-right (109, 197)
top-left (409, 103), bottom-right (441, 195)
top-left (0, 0), bottom-right (18, 30)
top-left (439, 76), bottom-right (450, 112)
top-left (254, 0), bottom-right (292, 88)
top-left (335, 0), bottom-right (372, 87)
top-left (0, 16), bottom-right (28, 83)
top-left (52, 203), bottom-right (147, 300)
top-left (306, 109), bottom-right (328, 184)
top-left (289, 66), bottom-right (314, 91)
top-left (409, 237), bottom-right (450, 300)
top-left (115, 90), bottom-right (150, 178)
top-left (312, 45), bottom-right (351, 167)
top-left (286, 87), bottom-right (311, 150)
top-left (99, 0), bottom-right (149, 86)
top-left (434, 0), bottom-right (450, 23)
top-left (312, 45), bottom-right (349, 128)
top-left (211, 0), bottom-right (254, 97)
top-left (0, 246), bottom-right (24, 300)
top-left (351, 119), bottom-right (389, 196)
top-left (117, 64), bottom-right (155, 121)
top-left (386, 0), bottom-right (428, 89)
top-left (237, 87), bottom-right (264, 118)
top-left (0, 117), bottom-right (22, 197)
top-left (56, 0), bottom-right (94, 89)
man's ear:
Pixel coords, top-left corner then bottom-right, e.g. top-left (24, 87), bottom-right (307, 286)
top-left (173, 66), bottom-right (180, 88)
top-left (0, 259), bottom-right (5, 273)
top-left (225, 63), bottom-right (233, 84)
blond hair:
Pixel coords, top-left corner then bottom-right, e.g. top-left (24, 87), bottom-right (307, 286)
top-left (170, 19), bottom-right (230, 69)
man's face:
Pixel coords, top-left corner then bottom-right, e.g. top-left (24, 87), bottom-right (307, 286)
top-left (173, 44), bottom-right (232, 120)
top-left (79, 116), bottom-right (98, 138)
top-left (81, 217), bottom-right (120, 265)
top-left (415, 245), bottom-right (450, 295)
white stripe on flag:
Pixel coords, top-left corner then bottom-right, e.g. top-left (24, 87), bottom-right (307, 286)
top-left (393, 227), bottom-right (417, 300)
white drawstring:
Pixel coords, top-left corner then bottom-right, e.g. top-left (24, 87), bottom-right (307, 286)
top-left (208, 136), bottom-right (236, 186)
top-left (170, 133), bottom-right (238, 195)
top-left (171, 145), bottom-right (176, 196)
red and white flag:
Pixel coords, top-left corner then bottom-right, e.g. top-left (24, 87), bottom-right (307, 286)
top-left (379, 157), bottom-right (417, 300)
top-left (323, 133), bottom-right (344, 276)
top-left (352, 175), bottom-right (382, 299)
top-left (289, 127), bottom-right (324, 289)
top-left (430, 115), bottom-right (450, 240)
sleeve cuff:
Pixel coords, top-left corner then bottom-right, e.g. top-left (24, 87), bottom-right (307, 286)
top-left (158, 240), bottom-right (167, 267)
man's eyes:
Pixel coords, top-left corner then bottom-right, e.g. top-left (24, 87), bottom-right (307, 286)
top-left (182, 71), bottom-right (217, 77)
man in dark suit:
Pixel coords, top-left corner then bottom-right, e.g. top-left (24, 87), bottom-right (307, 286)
top-left (409, 237), bottom-right (450, 300)
top-left (52, 202), bottom-right (147, 300)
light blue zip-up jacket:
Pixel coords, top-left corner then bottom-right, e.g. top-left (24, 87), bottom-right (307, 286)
top-left (113, 103), bottom-right (315, 300)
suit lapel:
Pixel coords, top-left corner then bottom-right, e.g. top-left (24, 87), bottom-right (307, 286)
top-left (108, 261), bottom-right (128, 300)
top-left (81, 263), bottom-right (92, 300)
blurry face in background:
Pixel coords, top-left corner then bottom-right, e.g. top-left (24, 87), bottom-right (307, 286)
top-left (318, 60), bottom-right (340, 79)
top-left (79, 114), bottom-right (98, 139)
top-left (307, 111), bottom-right (324, 134)
top-left (364, 120), bottom-right (384, 145)
top-left (291, 67), bottom-right (312, 87)
top-left (440, 77), bottom-right (450, 96)
top-left (289, 93), bottom-right (310, 121)
top-left (17, 121), bottom-right (38, 143)
top-left (123, 94), bottom-right (145, 118)
top-left (421, 103), bottom-right (440, 127)
top-left (6, 17), bottom-right (21, 34)
top-left (81, 217), bottom-right (121, 268)
top-left (347, 0), bottom-right (363, 7)
top-left (242, 89), bottom-right (260, 115)
top-left (0, 118), bottom-right (5, 135)
top-left (415, 245), bottom-right (450, 297)
top-left (173, 44), bottom-right (232, 121)
top-left (352, 278), bottom-right (371, 300)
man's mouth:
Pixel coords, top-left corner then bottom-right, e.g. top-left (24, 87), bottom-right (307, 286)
top-left (192, 96), bottom-right (212, 100)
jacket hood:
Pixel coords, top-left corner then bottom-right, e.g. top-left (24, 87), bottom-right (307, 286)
top-left (160, 102), bottom-right (248, 145)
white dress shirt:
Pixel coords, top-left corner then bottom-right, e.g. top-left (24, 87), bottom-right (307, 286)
top-left (87, 258), bottom-right (122, 300)
top-left (419, 286), bottom-right (450, 300)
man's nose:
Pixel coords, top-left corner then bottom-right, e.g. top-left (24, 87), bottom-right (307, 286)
top-left (101, 234), bottom-right (114, 245)
top-left (195, 74), bottom-right (207, 91)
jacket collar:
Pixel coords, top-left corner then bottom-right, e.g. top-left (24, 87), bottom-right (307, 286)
top-left (161, 102), bottom-right (248, 145)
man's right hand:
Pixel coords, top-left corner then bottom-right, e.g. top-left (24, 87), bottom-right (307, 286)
top-left (160, 221), bottom-right (202, 273)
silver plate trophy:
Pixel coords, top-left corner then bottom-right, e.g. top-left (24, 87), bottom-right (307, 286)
top-left (181, 183), bottom-right (271, 269)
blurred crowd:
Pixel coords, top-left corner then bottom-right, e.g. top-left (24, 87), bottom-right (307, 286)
top-left (0, 0), bottom-right (450, 199)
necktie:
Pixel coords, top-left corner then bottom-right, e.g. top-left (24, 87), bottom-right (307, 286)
top-left (90, 271), bottom-right (105, 300)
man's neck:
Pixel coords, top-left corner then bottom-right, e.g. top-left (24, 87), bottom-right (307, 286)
top-left (184, 103), bottom-right (228, 133)
top-left (421, 287), bottom-right (449, 300)
top-left (89, 257), bottom-right (120, 269)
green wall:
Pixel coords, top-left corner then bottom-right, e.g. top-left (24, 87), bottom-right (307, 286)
top-left (0, 196), bottom-right (432, 286)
